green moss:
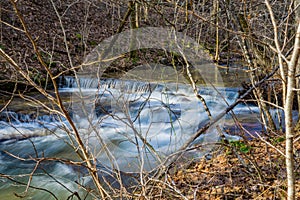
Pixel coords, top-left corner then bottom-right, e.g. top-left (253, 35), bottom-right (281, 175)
top-left (229, 140), bottom-right (251, 154)
top-left (75, 33), bottom-right (82, 40)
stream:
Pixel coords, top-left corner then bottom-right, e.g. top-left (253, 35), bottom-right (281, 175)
top-left (0, 71), bottom-right (273, 199)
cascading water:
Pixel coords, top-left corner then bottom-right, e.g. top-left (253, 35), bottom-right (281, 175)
top-left (59, 76), bottom-right (232, 171)
top-left (0, 76), bottom-right (244, 199)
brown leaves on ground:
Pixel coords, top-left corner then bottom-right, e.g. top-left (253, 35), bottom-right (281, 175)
top-left (145, 134), bottom-right (300, 199)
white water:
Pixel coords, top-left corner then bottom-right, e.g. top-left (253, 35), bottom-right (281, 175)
top-left (59, 77), bottom-right (236, 172)
top-left (0, 76), bottom-right (244, 199)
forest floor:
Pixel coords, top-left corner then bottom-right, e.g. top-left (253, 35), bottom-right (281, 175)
top-left (160, 132), bottom-right (300, 199)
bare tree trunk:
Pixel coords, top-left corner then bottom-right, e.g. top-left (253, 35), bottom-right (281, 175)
top-left (129, 0), bottom-right (138, 58)
top-left (213, 0), bottom-right (220, 61)
top-left (294, 0), bottom-right (300, 131)
top-left (237, 13), bottom-right (277, 131)
top-left (285, 21), bottom-right (300, 200)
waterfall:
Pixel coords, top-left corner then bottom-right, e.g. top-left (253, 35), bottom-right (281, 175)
top-left (0, 74), bottom-right (264, 200)
top-left (59, 76), bottom-right (157, 93)
top-left (0, 75), bottom-right (245, 173)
